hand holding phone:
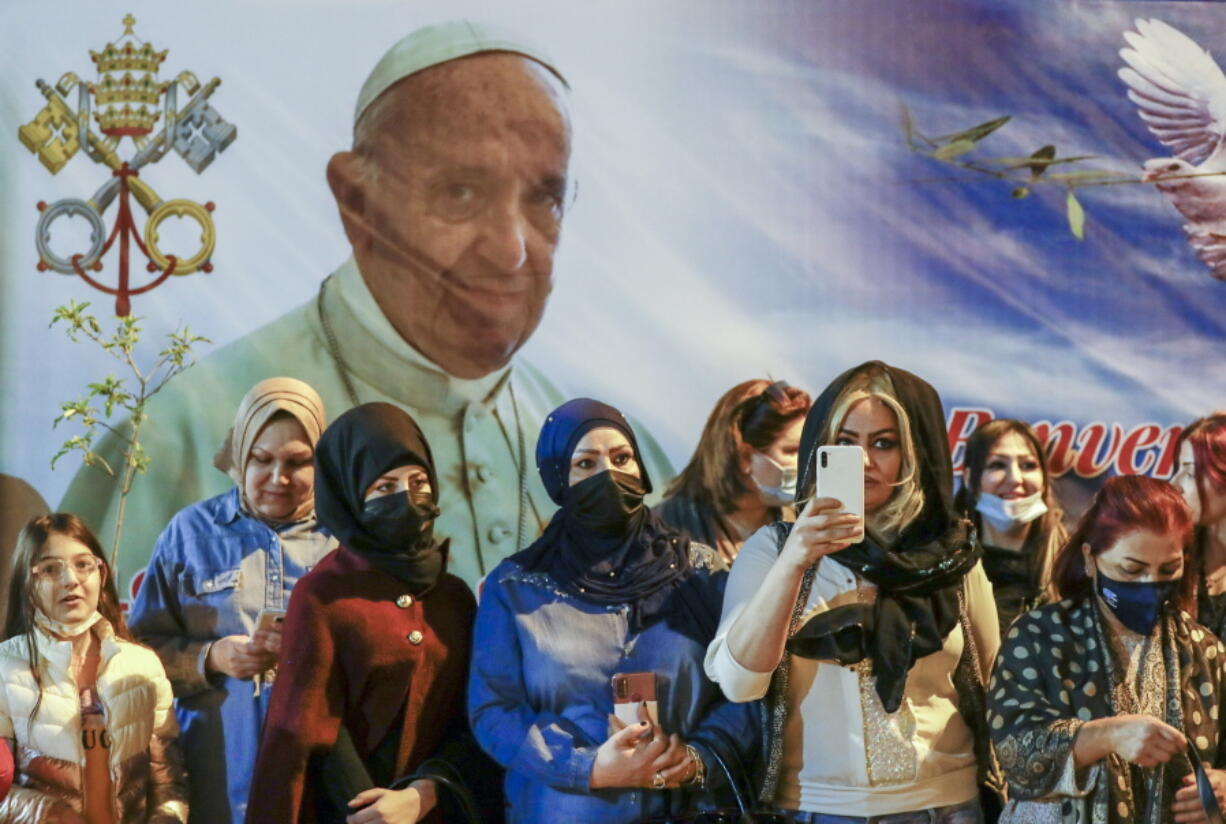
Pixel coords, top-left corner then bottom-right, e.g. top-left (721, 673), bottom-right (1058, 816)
top-left (600, 674), bottom-right (699, 792)
top-left (250, 608), bottom-right (286, 657)
top-left (780, 446), bottom-right (866, 570)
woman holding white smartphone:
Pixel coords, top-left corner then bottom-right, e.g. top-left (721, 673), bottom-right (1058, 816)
top-left (705, 360), bottom-right (1000, 823)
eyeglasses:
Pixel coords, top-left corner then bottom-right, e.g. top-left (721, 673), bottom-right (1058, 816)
top-left (31, 556), bottom-right (103, 582)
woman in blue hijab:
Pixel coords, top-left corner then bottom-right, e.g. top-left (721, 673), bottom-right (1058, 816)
top-left (468, 398), bottom-right (760, 824)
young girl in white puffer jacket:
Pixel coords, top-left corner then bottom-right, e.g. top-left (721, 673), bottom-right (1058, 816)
top-left (0, 514), bottom-right (187, 824)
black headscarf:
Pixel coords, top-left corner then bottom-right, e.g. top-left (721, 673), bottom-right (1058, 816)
top-left (512, 398), bottom-right (691, 633)
top-left (786, 361), bottom-right (980, 712)
top-left (314, 402), bottom-right (444, 593)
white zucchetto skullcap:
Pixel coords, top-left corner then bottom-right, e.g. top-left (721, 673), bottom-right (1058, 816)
top-left (354, 19), bottom-right (569, 125)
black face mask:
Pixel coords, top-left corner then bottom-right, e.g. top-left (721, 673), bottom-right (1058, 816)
top-left (359, 491), bottom-right (440, 554)
top-left (568, 469), bottom-right (646, 535)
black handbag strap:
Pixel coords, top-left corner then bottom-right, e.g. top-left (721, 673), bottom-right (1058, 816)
top-left (703, 724), bottom-right (763, 823)
top-left (703, 746), bottom-right (753, 823)
top-left (1188, 746), bottom-right (1224, 824)
top-left (391, 759), bottom-right (483, 824)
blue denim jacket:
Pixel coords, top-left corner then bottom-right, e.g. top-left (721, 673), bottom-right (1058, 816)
top-left (128, 487), bottom-right (335, 824)
top-left (469, 546), bottom-right (761, 824)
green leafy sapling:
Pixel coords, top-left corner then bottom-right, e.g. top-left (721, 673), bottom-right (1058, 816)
top-left (50, 300), bottom-right (209, 574)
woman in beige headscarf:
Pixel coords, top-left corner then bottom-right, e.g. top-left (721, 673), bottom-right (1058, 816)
top-left (128, 377), bottom-right (338, 824)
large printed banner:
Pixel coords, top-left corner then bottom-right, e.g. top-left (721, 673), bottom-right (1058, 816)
top-left (3, 0), bottom-right (1225, 588)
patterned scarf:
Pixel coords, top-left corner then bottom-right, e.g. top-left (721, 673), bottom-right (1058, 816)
top-left (988, 598), bottom-right (1223, 824)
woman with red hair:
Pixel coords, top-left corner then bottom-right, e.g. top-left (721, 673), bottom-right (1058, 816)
top-left (988, 475), bottom-right (1226, 824)
top-left (1173, 415), bottom-right (1226, 640)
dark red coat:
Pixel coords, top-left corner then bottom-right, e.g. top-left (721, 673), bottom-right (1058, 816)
top-left (247, 545), bottom-right (476, 823)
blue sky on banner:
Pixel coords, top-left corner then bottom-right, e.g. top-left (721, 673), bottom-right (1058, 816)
top-left (745, 0), bottom-right (1226, 427)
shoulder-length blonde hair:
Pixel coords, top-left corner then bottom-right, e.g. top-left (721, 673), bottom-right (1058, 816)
top-left (820, 369), bottom-right (924, 542)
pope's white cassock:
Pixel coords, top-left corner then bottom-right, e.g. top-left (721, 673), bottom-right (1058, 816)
top-left (59, 257), bottom-right (675, 596)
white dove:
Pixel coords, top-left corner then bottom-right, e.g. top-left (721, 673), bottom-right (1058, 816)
top-left (1119, 17), bottom-right (1226, 280)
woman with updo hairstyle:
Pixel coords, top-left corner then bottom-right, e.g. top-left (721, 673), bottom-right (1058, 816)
top-left (988, 475), bottom-right (1226, 824)
top-left (657, 380), bottom-right (811, 565)
top-left (954, 418), bottom-right (1067, 634)
top-left (706, 361), bottom-right (1000, 822)
top-left (1173, 414), bottom-right (1226, 639)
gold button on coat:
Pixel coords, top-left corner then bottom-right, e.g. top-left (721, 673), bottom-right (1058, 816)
top-left (396, 594), bottom-right (413, 608)
top-left (408, 630), bottom-right (424, 645)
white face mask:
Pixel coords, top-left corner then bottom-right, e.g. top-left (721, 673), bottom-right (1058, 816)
top-left (33, 609), bottom-right (103, 639)
top-left (751, 452), bottom-right (797, 506)
top-left (976, 490), bottom-right (1048, 533)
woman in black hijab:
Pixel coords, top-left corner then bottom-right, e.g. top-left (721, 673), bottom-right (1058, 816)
top-left (705, 361), bottom-right (1001, 823)
top-left (467, 398), bottom-right (760, 824)
top-left (248, 402), bottom-right (494, 824)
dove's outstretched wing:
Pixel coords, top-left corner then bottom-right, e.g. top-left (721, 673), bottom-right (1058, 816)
top-left (1119, 18), bottom-right (1226, 165)
top-left (1185, 229), bottom-right (1226, 281)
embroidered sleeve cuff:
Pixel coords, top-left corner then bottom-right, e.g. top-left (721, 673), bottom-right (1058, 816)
top-left (997, 719), bottom-right (1084, 800)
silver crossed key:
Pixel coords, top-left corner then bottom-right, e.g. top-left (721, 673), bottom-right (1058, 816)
top-left (174, 102), bottom-right (237, 174)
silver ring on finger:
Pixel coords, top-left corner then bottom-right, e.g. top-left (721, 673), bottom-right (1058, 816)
top-left (652, 771), bottom-right (666, 790)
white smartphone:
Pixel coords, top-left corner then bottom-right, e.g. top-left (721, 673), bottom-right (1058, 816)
top-left (815, 445), bottom-right (866, 542)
